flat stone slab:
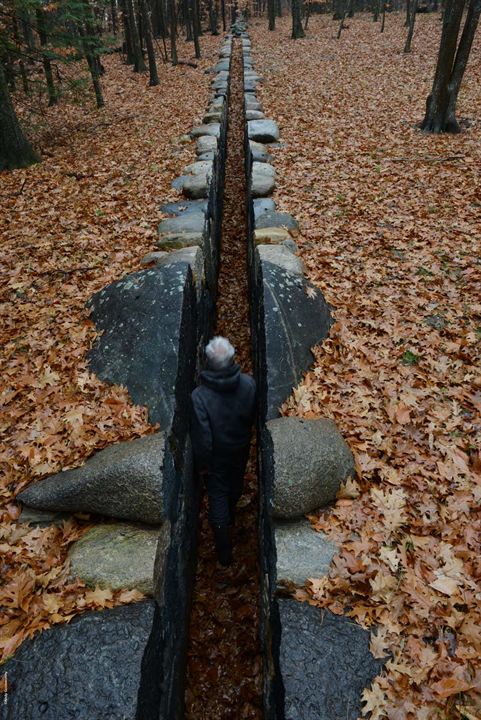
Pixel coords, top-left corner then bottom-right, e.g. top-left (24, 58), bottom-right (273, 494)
top-left (248, 119), bottom-right (279, 143)
top-left (154, 246), bottom-right (205, 298)
top-left (160, 199), bottom-right (207, 216)
top-left (252, 161), bottom-right (275, 197)
top-left (190, 123), bottom-right (220, 138)
top-left (256, 210), bottom-right (299, 232)
top-left (275, 519), bottom-right (336, 586)
top-left (158, 210), bottom-right (205, 236)
top-left (246, 110), bottom-right (265, 121)
top-left (255, 262), bottom-right (332, 419)
top-left (256, 244), bottom-right (304, 276)
top-left (278, 600), bottom-right (383, 720)
top-left (88, 264), bottom-right (196, 428)
top-left (267, 417), bottom-right (355, 519)
top-left (18, 434), bottom-right (165, 525)
top-left (69, 522), bottom-right (162, 595)
top-left (254, 226), bottom-right (292, 245)
top-left (2, 601), bottom-right (155, 720)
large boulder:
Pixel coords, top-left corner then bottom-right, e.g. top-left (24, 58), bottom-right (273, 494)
top-left (254, 226), bottom-right (292, 245)
top-left (256, 245), bottom-right (304, 276)
top-left (190, 123), bottom-right (220, 138)
top-left (254, 261), bottom-right (332, 420)
top-left (88, 264), bottom-right (197, 429)
top-left (1, 601), bottom-right (156, 720)
top-left (17, 434), bottom-right (165, 524)
top-left (275, 519), bottom-right (336, 586)
top-left (246, 110), bottom-right (265, 121)
top-left (248, 119), bottom-right (280, 143)
top-left (266, 417), bottom-right (355, 518)
top-left (255, 209), bottom-right (299, 232)
top-left (156, 207), bottom-right (206, 249)
top-left (278, 600), bottom-right (384, 720)
top-left (252, 161), bottom-right (275, 197)
top-left (69, 522), bottom-right (167, 595)
top-left (182, 170), bottom-right (211, 199)
top-left (196, 135), bottom-right (218, 155)
top-left (250, 140), bottom-right (271, 163)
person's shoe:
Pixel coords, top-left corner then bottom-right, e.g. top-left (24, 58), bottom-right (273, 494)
top-left (213, 525), bottom-right (233, 566)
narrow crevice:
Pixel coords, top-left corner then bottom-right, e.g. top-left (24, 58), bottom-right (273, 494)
top-left (184, 38), bottom-right (263, 720)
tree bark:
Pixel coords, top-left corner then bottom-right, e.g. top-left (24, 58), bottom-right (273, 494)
top-left (111, 0), bottom-right (118, 33)
top-left (80, 0), bottom-right (105, 107)
top-left (268, 0), bottom-right (276, 29)
top-left (404, 0), bottom-right (418, 51)
top-left (292, 0), bottom-right (305, 36)
top-left (127, 0), bottom-right (147, 71)
top-left (139, 0), bottom-right (160, 83)
top-left (380, 0), bottom-right (386, 30)
top-left (36, 7), bottom-right (57, 105)
top-left (168, 0), bottom-right (178, 64)
top-left (0, 65), bottom-right (39, 170)
top-left (421, 0), bottom-right (468, 132)
top-left (191, 0), bottom-right (201, 57)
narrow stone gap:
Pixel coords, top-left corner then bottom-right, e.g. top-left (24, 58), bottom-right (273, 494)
top-left (184, 38), bottom-right (263, 720)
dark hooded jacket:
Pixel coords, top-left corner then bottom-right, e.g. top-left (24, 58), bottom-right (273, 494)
top-left (190, 363), bottom-right (256, 467)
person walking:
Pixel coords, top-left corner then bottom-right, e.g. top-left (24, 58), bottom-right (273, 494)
top-left (191, 336), bottom-right (256, 566)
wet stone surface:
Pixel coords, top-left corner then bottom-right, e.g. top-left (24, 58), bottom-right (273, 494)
top-left (278, 600), bottom-right (384, 720)
top-left (2, 601), bottom-right (156, 720)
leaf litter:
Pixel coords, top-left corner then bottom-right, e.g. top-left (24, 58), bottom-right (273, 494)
top-left (251, 13), bottom-right (481, 720)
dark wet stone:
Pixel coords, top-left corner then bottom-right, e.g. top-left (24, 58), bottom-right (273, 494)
top-left (19, 507), bottom-right (71, 527)
top-left (256, 210), bottom-right (299, 231)
top-left (275, 519), bottom-right (336, 586)
top-left (254, 262), bottom-right (332, 420)
top-left (267, 417), bottom-right (355, 518)
top-left (2, 601), bottom-right (156, 720)
top-left (278, 600), bottom-right (384, 720)
top-left (88, 263), bottom-right (196, 429)
top-left (18, 434), bottom-right (165, 525)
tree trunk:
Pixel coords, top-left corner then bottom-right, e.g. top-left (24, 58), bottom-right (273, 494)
top-left (80, 0), bottom-right (105, 107)
top-left (139, 0), bottom-right (160, 83)
top-left (420, 0), bottom-right (467, 132)
top-left (268, 0), bottom-right (276, 29)
top-left (221, 0), bottom-right (226, 30)
top-left (292, 0), bottom-right (305, 36)
top-left (191, 0), bottom-right (201, 57)
top-left (304, 0), bottom-right (311, 28)
top-left (404, 0), bottom-right (418, 50)
top-left (168, 0), bottom-right (178, 64)
top-left (208, 0), bottom-right (219, 34)
top-left (405, 0), bottom-right (411, 24)
top-left (127, 0), bottom-right (147, 71)
top-left (36, 8), bottom-right (57, 105)
top-left (0, 66), bottom-right (39, 170)
top-left (380, 0), bottom-right (386, 30)
top-left (111, 0), bottom-right (118, 33)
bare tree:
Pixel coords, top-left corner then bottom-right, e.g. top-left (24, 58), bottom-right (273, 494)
top-left (0, 65), bottom-right (39, 170)
top-left (404, 0), bottom-right (418, 51)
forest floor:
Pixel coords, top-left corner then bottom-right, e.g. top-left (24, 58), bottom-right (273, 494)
top-left (251, 12), bottom-right (481, 720)
top-left (0, 36), bottom-right (220, 664)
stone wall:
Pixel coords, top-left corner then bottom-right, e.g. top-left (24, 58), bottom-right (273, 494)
top-left (12, 36), bottom-right (235, 720)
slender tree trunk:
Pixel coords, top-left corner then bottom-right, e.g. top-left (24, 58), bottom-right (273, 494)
top-left (380, 0), bottom-right (386, 29)
top-left (121, 0), bottom-right (135, 62)
top-left (421, 0), bottom-right (466, 131)
top-left (127, 0), bottom-right (147, 71)
top-left (36, 8), bottom-right (57, 105)
top-left (0, 66), bottom-right (39, 170)
top-left (208, 0), bottom-right (219, 33)
top-left (139, 0), bottom-right (159, 83)
top-left (405, 0), bottom-right (411, 24)
top-left (221, 0), bottom-right (226, 30)
top-left (404, 0), bottom-right (418, 50)
top-left (373, 0), bottom-right (380, 21)
top-left (276, 0), bottom-right (282, 16)
top-left (304, 0), bottom-right (311, 28)
top-left (292, 0), bottom-right (305, 36)
top-left (337, 0), bottom-right (352, 36)
top-left (168, 0), bottom-right (178, 64)
top-left (445, 0), bottom-right (481, 121)
top-left (111, 0), bottom-right (118, 33)
top-left (191, 0), bottom-right (201, 57)
top-left (268, 0), bottom-right (276, 28)
top-left (80, 0), bottom-right (105, 107)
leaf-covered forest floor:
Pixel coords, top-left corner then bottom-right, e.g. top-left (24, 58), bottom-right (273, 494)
top-left (251, 13), bottom-right (481, 720)
top-left (0, 36), bottom-right (221, 663)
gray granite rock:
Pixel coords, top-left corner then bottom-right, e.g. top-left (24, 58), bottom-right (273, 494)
top-left (190, 123), bottom-right (220, 138)
top-left (278, 600), bottom-right (384, 720)
top-left (69, 522), bottom-right (164, 595)
top-left (254, 263), bottom-right (332, 420)
top-left (275, 519), bottom-right (336, 586)
top-left (252, 161), bottom-right (275, 197)
top-left (248, 119), bottom-right (280, 143)
top-left (254, 226), bottom-right (292, 245)
top-left (156, 208), bottom-right (206, 248)
top-left (197, 151), bottom-right (215, 161)
top-left (250, 140), bottom-right (271, 163)
top-left (256, 210), bottom-right (299, 232)
top-left (254, 198), bottom-right (276, 216)
top-left (18, 434), bottom-right (165, 524)
top-left (141, 250), bottom-right (169, 265)
top-left (246, 109), bottom-right (265, 121)
top-left (171, 174), bottom-right (189, 191)
top-left (215, 59), bottom-right (229, 71)
top-left (245, 96), bottom-right (262, 110)
top-left (256, 244), bottom-right (304, 276)
top-left (1, 601), bottom-right (156, 720)
top-left (183, 160), bottom-right (213, 176)
top-left (88, 263), bottom-right (196, 428)
top-left (203, 111), bottom-right (222, 124)
top-left (160, 199), bottom-right (208, 216)
top-left (267, 417), bottom-right (355, 518)
top-left (196, 134), bottom-right (218, 155)
top-left (19, 507), bottom-right (71, 527)
top-left (182, 170), bottom-right (211, 199)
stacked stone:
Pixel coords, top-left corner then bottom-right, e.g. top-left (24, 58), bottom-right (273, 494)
top-left (240, 30), bottom-right (384, 720)
top-left (8, 36), bottom-right (235, 720)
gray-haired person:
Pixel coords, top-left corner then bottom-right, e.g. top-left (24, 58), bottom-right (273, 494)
top-left (191, 336), bottom-right (256, 566)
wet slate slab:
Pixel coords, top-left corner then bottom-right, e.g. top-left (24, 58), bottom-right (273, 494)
top-left (2, 601), bottom-right (156, 720)
top-left (88, 264), bottom-right (196, 429)
top-left (255, 261), bottom-right (333, 420)
top-left (278, 600), bottom-right (383, 720)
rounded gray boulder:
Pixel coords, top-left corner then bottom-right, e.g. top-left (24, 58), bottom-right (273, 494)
top-left (267, 417), bottom-right (355, 518)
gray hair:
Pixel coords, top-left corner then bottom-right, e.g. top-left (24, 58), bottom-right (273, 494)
top-left (205, 336), bottom-right (235, 370)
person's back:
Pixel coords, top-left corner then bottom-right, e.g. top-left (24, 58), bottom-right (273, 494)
top-left (190, 336), bottom-right (256, 566)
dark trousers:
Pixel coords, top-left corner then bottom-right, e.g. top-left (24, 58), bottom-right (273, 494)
top-left (204, 446), bottom-right (250, 528)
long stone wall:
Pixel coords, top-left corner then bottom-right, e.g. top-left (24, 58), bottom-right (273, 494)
top-left (10, 35), bottom-right (235, 720)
